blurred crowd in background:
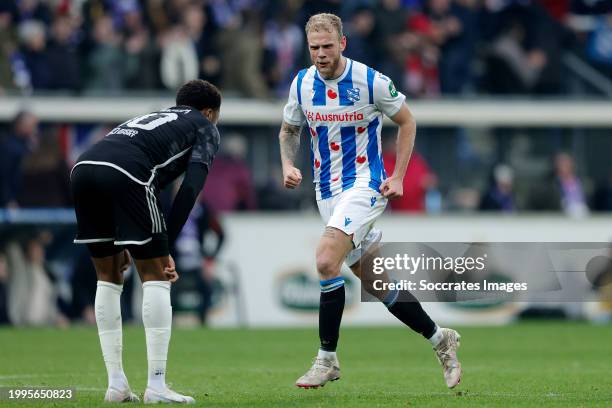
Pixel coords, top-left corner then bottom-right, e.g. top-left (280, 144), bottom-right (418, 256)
top-left (2, 108), bottom-right (611, 215)
top-left (0, 0), bottom-right (610, 214)
top-left (1, 0), bottom-right (612, 326)
top-left (1, 0), bottom-right (612, 97)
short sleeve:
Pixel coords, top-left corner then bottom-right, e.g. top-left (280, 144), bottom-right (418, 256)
top-left (373, 73), bottom-right (406, 118)
top-left (190, 122), bottom-right (220, 169)
top-left (282, 75), bottom-right (306, 126)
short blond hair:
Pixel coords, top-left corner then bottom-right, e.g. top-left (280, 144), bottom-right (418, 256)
top-left (305, 13), bottom-right (343, 41)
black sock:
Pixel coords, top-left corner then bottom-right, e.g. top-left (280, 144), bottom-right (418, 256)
top-left (384, 288), bottom-right (436, 339)
top-left (319, 277), bottom-right (345, 352)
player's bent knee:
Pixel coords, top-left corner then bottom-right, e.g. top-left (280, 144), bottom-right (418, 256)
top-left (316, 253), bottom-right (341, 280)
top-left (133, 256), bottom-right (171, 282)
top-left (91, 250), bottom-right (127, 284)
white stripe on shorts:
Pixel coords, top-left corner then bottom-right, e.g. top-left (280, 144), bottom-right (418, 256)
top-left (145, 186), bottom-right (159, 233)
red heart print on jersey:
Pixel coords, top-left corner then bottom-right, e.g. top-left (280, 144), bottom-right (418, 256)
top-left (327, 89), bottom-right (337, 99)
top-left (310, 128), bottom-right (317, 137)
top-left (356, 156), bottom-right (367, 164)
top-left (357, 126), bottom-right (366, 134)
top-left (330, 142), bottom-right (340, 151)
top-left (332, 177), bottom-right (339, 182)
top-left (315, 159), bottom-right (321, 168)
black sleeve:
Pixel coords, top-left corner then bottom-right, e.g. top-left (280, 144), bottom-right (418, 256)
top-left (190, 121), bottom-right (220, 168)
top-left (167, 162), bottom-right (209, 246)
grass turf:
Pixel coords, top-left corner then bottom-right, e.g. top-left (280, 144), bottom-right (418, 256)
top-left (0, 322), bottom-right (611, 407)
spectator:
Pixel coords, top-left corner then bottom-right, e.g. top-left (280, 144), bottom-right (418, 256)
top-left (555, 152), bottom-right (589, 217)
top-left (46, 14), bottom-right (82, 92)
top-left (383, 138), bottom-right (437, 212)
top-left (427, 0), bottom-right (478, 94)
top-left (527, 152), bottom-right (589, 216)
top-left (405, 12), bottom-right (441, 97)
top-left (85, 15), bottom-right (124, 93)
top-left (300, 0), bottom-right (342, 19)
top-left (587, 13), bottom-right (612, 79)
top-left (6, 233), bottom-right (69, 327)
top-left (211, 0), bottom-right (268, 98)
top-left (17, 129), bottom-right (72, 207)
top-left (479, 164), bottom-right (516, 212)
top-left (344, 6), bottom-right (379, 69)
top-left (122, 3), bottom-right (160, 89)
top-left (0, 7), bottom-right (17, 93)
top-left (18, 19), bottom-right (52, 90)
top-left (201, 133), bottom-right (257, 212)
top-left (0, 0), bottom-right (604, 98)
top-left (183, 3), bottom-right (221, 85)
top-left (0, 111), bottom-right (39, 208)
top-left (16, 0), bottom-right (51, 26)
top-left (483, 16), bottom-right (547, 94)
top-left (375, 0), bottom-right (411, 82)
top-left (263, 6), bottom-right (304, 97)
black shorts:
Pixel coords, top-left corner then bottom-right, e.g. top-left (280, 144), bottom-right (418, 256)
top-left (71, 163), bottom-right (169, 259)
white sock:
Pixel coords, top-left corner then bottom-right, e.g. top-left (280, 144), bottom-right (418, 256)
top-left (142, 281), bottom-right (172, 392)
top-left (95, 281), bottom-right (128, 390)
top-left (428, 326), bottom-right (444, 347)
top-left (317, 349), bottom-right (337, 360)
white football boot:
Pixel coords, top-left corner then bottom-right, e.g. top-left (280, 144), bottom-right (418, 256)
top-left (433, 328), bottom-right (462, 388)
top-left (104, 386), bottom-right (140, 403)
top-left (143, 386), bottom-right (195, 404)
top-left (295, 357), bottom-right (341, 389)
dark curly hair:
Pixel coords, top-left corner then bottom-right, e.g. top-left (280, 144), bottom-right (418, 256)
top-left (176, 79), bottom-right (221, 111)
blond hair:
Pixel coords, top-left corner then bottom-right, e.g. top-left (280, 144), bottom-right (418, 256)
top-left (305, 13), bottom-right (343, 41)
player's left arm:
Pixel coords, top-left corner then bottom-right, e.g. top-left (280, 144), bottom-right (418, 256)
top-left (379, 104), bottom-right (416, 199)
top-left (167, 122), bottom-right (220, 245)
top-left (167, 163), bottom-right (209, 245)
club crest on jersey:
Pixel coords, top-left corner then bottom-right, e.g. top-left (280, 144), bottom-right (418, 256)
top-left (346, 87), bottom-right (360, 102)
top-left (344, 217), bottom-right (352, 227)
top-left (370, 197), bottom-right (377, 207)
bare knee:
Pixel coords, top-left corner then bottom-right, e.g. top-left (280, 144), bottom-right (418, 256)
top-left (315, 228), bottom-right (353, 280)
top-left (97, 270), bottom-right (122, 284)
top-left (133, 256), bottom-right (170, 282)
top-left (92, 250), bottom-right (129, 285)
top-left (316, 250), bottom-right (342, 280)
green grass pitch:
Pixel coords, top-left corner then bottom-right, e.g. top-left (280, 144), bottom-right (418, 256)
top-left (1, 322), bottom-right (611, 407)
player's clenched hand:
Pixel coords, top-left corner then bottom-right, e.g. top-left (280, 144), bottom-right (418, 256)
top-left (283, 166), bottom-right (302, 189)
top-left (380, 176), bottom-right (403, 199)
top-left (164, 255), bottom-right (179, 283)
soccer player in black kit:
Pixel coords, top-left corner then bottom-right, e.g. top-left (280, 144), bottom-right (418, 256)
top-left (71, 80), bottom-right (221, 404)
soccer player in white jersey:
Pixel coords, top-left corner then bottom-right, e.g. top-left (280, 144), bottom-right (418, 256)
top-left (278, 13), bottom-right (462, 389)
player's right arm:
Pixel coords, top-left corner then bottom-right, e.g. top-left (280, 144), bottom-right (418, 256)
top-left (279, 75), bottom-right (306, 189)
top-left (279, 121), bottom-right (303, 189)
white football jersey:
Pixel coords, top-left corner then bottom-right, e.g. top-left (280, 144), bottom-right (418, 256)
top-left (283, 57), bottom-right (406, 200)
